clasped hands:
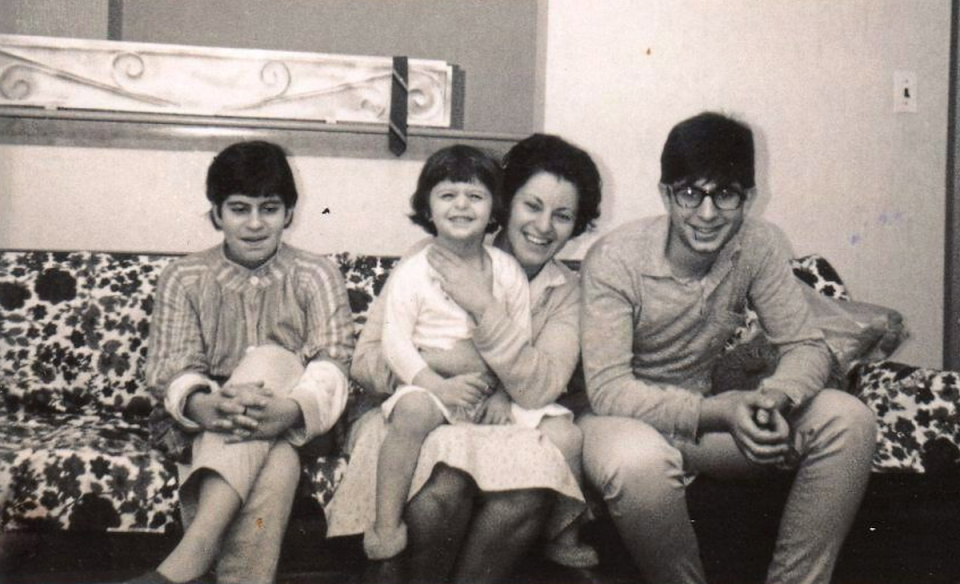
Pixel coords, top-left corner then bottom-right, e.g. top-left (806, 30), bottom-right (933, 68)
top-left (185, 382), bottom-right (301, 443)
top-left (709, 388), bottom-right (796, 466)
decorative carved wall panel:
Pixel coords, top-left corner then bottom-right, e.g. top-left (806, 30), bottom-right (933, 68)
top-left (0, 34), bottom-right (454, 127)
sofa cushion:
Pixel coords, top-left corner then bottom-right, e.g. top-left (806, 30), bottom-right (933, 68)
top-left (0, 411), bottom-right (180, 533)
top-left (790, 254), bottom-right (850, 300)
top-left (84, 253), bottom-right (176, 417)
top-left (333, 252), bottom-right (398, 330)
top-left (854, 361), bottom-right (960, 474)
top-left (0, 409), bottom-right (349, 534)
top-left (1, 251), bottom-right (401, 418)
top-left (1, 252), bottom-right (101, 414)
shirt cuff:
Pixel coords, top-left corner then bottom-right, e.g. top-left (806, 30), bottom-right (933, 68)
top-left (285, 360), bottom-right (349, 447)
top-left (757, 378), bottom-right (807, 411)
top-left (675, 391), bottom-right (704, 443)
top-left (165, 372), bottom-right (219, 432)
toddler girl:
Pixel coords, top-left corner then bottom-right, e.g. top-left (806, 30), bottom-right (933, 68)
top-left (365, 145), bottom-right (584, 562)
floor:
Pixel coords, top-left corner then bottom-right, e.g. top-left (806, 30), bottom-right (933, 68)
top-left (2, 512), bottom-right (958, 584)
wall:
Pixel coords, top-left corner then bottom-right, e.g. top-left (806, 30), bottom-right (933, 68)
top-left (121, 0), bottom-right (540, 135)
top-left (0, 144), bottom-right (430, 255)
top-left (0, 0), bottom-right (108, 39)
top-left (0, 2), bottom-right (952, 369)
top-left (0, 0), bottom-right (534, 256)
top-left (543, 0), bottom-right (951, 368)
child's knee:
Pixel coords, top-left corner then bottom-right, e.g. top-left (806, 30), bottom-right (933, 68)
top-left (389, 392), bottom-right (443, 437)
top-left (539, 416), bottom-right (583, 461)
top-left (228, 345), bottom-right (303, 394)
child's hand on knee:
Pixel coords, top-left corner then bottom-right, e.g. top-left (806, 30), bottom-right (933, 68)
top-left (479, 389), bottom-right (513, 425)
top-left (432, 372), bottom-right (489, 410)
top-left (226, 396), bottom-right (303, 443)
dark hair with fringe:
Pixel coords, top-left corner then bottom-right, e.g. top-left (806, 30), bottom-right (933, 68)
top-left (409, 144), bottom-right (503, 236)
top-left (500, 134), bottom-right (602, 237)
top-left (660, 112), bottom-right (755, 189)
top-left (207, 141), bottom-right (298, 229)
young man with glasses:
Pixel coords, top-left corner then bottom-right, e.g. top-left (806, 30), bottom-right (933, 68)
top-left (578, 112), bottom-right (877, 584)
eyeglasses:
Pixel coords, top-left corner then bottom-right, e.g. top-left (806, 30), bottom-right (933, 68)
top-left (670, 185), bottom-right (746, 211)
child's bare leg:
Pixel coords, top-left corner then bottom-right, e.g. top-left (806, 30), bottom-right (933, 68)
top-left (368, 391), bottom-right (446, 559)
top-left (154, 345), bottom-right (303, 582)
top-left (538, 416), bottom-right (599, 568)
top-left (158, 472), bottom-right (241, 581)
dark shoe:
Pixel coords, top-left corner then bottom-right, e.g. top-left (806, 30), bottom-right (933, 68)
top-left (362, 557), bottom-right (407, 584)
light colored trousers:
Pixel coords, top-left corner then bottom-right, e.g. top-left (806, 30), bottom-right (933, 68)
top-left (178, 346), bottom-right (304, 584)
top-left (580, 389), bottom-right (877, 584)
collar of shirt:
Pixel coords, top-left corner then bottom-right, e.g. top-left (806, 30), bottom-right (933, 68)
top-left (210, 243), bottom-right (293, 291)
top-left (529, 258), bottom-right (572, 306)
top-left (633, 215), bottom-right (745, 298)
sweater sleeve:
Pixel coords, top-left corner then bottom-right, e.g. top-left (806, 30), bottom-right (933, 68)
top-left (350, 239), bottom-right (433, 395)
top-left (750, 226), bottom-right (833, 406)
top-left (473, 262), bottom-right (577, 409)
top-left (285, 360), bottom-right (349, 445)
top-left (381, 258), bottom-right (430, 385)
top-left (580, 241), bottom-right (703, 442)
top-left (350, 290), bottom-right (399, 395)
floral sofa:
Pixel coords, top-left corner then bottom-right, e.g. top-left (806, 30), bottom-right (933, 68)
top-left (0, 250), bottom-right (396, 537)
top-left (1, 249), bottom-right (958, 581)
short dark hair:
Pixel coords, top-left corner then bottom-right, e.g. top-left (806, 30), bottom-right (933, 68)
top-left (207, 141), bottom-right (298, 229)
top-left (500, 134), bottom-right (602, 237)
top-left (409, 145), bottom-right (503, 236)
top-left (660, 112), bottom-right (755, 189)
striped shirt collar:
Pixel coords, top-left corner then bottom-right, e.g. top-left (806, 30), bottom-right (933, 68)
top-left (206, 242), bottom-right (294, 290)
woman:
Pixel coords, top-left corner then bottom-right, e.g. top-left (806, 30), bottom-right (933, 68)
top-left (330, 133), bottom-right (602, 584)
top-left (135, 141), bottom-right (353, 584)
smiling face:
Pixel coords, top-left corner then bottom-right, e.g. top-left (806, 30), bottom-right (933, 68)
top-left (502, 171), bottom-right (579, 278)
top-left (214, 194), bottom-right (292, 269)
top-left (428, 180), bottom-right (493, 247)
top-left (660, 177), bottom-right (752, 260)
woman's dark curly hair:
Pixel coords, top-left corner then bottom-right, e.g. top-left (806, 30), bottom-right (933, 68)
top-left (500, 134), bottom-right (602, 237)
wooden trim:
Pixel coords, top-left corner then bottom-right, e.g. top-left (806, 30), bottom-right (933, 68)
top-left (0, 108), bottom-right (525, 159)
top-left (945, 0), bottom-right (960, 369)
top-left (107, 0), bottom-right (123, 41)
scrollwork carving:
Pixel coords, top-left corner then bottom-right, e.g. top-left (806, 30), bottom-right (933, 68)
top-left (112, 52), bottom-right (146, 83)
top-left (0, 64), bottom-right (33, 100)
top-left (0, 35), bottom-right (453, 127)
top-left (259, 60), bottom-right (291, 97)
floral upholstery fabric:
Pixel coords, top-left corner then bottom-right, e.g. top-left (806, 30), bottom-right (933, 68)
top-left (0, 249), bottom-right (955, 534)
top-left (724, 254), bottom-right (847, 349)
top-left (0, 410), bottom-right (179, 533)
top-left (0, 409), bottom-right (350, 533)
top-left (853, 361), bottom-right (960, 474)
top-left (790, 254), bottom-right (851, 301)
top-left (0, 250), bottom-right (395, 533)
top-left (1, 252), bottom-right (101, 414)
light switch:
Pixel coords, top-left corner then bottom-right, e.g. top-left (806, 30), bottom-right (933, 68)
top-left (893, 70), bottom-right (917, 113)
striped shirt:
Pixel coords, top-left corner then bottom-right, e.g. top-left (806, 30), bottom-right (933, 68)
top-left (145, 243), bottom-right (354, 450)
